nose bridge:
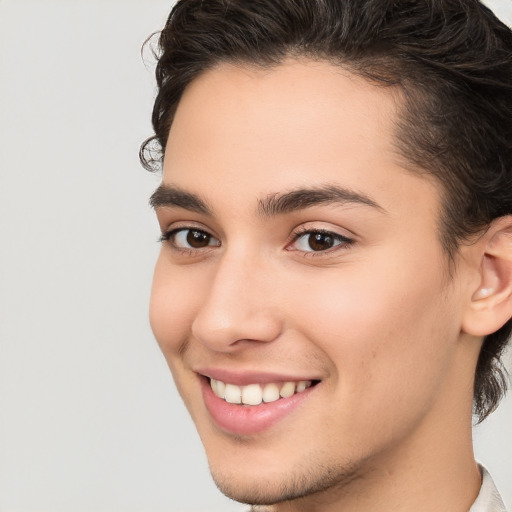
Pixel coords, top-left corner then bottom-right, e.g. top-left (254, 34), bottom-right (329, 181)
top-left (191, 245), bottom-right (281, 350)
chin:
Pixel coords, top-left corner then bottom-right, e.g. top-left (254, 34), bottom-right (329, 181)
top-left (209, 456), bottom-right (362, 506)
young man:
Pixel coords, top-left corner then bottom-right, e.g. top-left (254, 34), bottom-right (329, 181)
top-left (142, 1), bottom-right (511, 510)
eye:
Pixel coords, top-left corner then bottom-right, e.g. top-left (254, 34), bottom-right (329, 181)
top-left (290, 229), bottom-right (353, 253)
top-left (161, 228), bottom-right (220, 250)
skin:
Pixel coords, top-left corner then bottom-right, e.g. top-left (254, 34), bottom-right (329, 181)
top-left (150, 60), bottom-right (487, 511)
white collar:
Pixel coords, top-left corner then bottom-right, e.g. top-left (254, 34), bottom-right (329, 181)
top-left (469, 465), bottom-right (507, 512)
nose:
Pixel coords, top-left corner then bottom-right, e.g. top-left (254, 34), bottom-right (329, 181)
top-left (191, 250), bottom-right (282, 352)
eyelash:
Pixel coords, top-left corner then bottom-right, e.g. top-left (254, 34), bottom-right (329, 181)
top-left (288, 227), bottom-right (354, 256)
top-left (159, 226), bottom-right (354, 256)
top-left (159, 227), bottom-right (220, 255)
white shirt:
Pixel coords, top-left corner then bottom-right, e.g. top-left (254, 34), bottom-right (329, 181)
top-left (469, 466), bottom-right (507, 512)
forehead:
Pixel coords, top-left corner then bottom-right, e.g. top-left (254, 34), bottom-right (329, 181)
top-left (163, 59), bottom-right (439, 220)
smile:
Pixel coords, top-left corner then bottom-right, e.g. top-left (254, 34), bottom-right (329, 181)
top-left (210, 378), bottom-right (314, 405)
top-left (201, 375), bottom-right (319, 435)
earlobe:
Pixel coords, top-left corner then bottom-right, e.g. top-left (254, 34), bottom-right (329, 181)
top-left (462, 216), bottom-right (512, 337)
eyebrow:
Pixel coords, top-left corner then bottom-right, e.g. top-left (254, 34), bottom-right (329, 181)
top-left (149, 183), bottom-right (384, 217)
top-left (149, 184), bottom-right (212, 215)
top-left (258, 184), bottom-right (384, 216)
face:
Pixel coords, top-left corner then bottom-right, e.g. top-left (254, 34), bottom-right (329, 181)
top-left (150, 60), bottom-right (473, 506)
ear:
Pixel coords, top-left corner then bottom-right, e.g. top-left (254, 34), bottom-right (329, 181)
top-left (462, 216), bottom-right (512, 337)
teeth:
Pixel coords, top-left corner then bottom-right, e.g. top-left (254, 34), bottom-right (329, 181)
top-left (296, 381), bottom-right (308, 392)
top-left (262, 383), bottom-right (280, 403)
top-left (242, 384), bottom-right (263, 405)
top-left (210, 378), bottom-right (313, 405)
top-left (279, 381), bottom-right (295, 398)
top-left (210, 378), bottom-right (226, 399)
top-left (216, 380), bottom-right (226, 398)
top-left (224, 383), bottom-right (242, 404)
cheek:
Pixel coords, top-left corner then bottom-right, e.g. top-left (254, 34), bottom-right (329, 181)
top-left (149, 256), bottom-right (200, 359)
top-left (283, 256), bottom-right (460, 452)
top-left (290, 251), bottom-right (458, 401)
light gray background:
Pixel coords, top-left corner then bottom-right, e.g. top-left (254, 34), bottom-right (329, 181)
top-left (0, 1), bottom-right (510, 511)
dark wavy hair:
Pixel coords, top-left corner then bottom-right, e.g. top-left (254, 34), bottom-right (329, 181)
top-left (140, 0), bottom-right (512, 422)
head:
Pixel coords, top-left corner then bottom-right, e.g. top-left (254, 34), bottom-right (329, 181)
top-left (142, 0), bottom-right (512, 506)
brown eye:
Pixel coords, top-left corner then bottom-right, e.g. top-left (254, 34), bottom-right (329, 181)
top-left (186, 230), bottom-right (211, 248)
top-left (307, 232), bottom-right (336, 251)
top-left (169, 228), bottom-right (220, 249)
top-left (291, 230), bottom-right (353, 253)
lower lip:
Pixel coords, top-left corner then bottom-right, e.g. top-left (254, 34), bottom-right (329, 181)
top-left (200, 377), bottom-right (316, 436)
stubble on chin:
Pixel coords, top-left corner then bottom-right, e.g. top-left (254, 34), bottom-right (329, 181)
top-left (209, 457), bottom-right (363, 507)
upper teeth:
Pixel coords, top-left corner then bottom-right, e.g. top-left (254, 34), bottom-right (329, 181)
top-left (210, 379), bottom-right (312, 405)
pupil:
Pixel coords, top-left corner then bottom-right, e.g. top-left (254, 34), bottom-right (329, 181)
top-left (308, 233), bottom-right (333, 251)
top-left (187, 230), bottom-right (210, 248)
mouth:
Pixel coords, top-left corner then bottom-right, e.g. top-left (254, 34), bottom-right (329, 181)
top-left (199, 373), bottom-right (320, 436)
top-left (209, 378), bottom-right (315, 405)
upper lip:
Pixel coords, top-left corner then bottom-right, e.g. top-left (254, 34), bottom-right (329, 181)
top-left (196, 367), bottom-right (321, 386)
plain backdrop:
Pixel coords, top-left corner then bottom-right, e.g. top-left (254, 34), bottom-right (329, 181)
top-left (0, 1), bottom-right (510, 511)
